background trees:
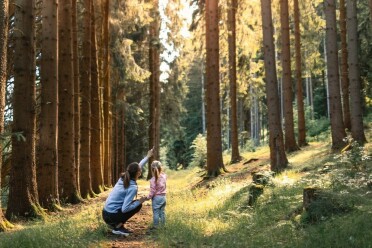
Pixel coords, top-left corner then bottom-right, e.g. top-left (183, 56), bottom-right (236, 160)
top-left (0, 0), bottom-right (371, 228)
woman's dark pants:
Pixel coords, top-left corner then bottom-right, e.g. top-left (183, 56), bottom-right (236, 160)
top-left (102, 204), bottom-right (142, 228)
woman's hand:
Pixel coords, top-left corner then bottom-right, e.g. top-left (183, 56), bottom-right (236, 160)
top-left (138, 196), bottom-right (148, 203)
top-left (147, 147), bottom-right (154, 158)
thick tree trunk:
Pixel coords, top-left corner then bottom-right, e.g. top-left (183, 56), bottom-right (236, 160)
top-left (90, 2), bottom-right (103, 194)
top-left (79, 0), bottom-right (93, 198)
top-left (58, 0), bottom-right (80, 203)
top-left (280, 0), bottom-right (299, 152)
top-left (324, 0), bottom-right (346, 150)
top-left (0, 0), bottom-right (11, 231)
top-left (228, 0), bottom-right (241, 163)
top-left (148, 0), bottom-right (161, 179)
top-left (72, 0), bottom-right (81, 194)
top-left (339, 0), bottom-right (351, 131)
top-left (6, 0), bottom-right (43, 219)
top-left (293, 0), bottom-right (307, 147)
top-left (205, 0), bottom-right (224, 176)
top-left (347, 0), bottom-right (367, 144)
top-left (260, 0), bottom-right (288, 172)
top-left (38, 0), bottom-right (59, 209)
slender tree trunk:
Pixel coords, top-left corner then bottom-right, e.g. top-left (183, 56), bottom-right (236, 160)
top-left (260, 0), bottom-right (288, 172)
top-left (90, 2), bottom-right (103, 194)
top-left (280, 0), bottom-right (299, 152)
top-left (6, 0), bottom-right (43, 219)
top-left (369, 0), bottom-right (372, 29)
top-left (293, 0), bottom-right (306, 147)
top-left (38, 0), bottom-right (59, 209)
top-left (339, 0), bottom-right (351, 130)
top-left (324, 0), bottom-right (346, 150)
top-left (102, 0), bottom-right (111, 187)
top-left (201, 62), bottom-right (206, 135)
top-left (205, 0), bottom-right (224, 176)
top-left (72, 0), bottom-right (81, 193)
top-left (347, 0), bottom-right (367, 144)
top-left (227, 0), bottom-right (241, 163)
top-left (0, 0), bottom-right (12, 231)
top-left (58, 0), bottom-right (80, 203)
top-left (79, 0), bottom-right (93, 198)
top-left (148, 0), bottom-right (160, 179)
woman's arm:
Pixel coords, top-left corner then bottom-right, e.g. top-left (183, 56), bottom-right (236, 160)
top-left (138, 148), bottom-right (154, 170)
top-left (121, 186), bottom-right (140, 213)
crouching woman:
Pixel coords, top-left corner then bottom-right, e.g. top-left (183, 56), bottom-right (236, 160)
top-left (102, 149), bottom-right (153, 236)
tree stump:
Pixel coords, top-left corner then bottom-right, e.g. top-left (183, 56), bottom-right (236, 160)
top-left (251, 171), bottom-right (272, 186)
top-left (248, 183), bottom-right (264, 206)
top-left (303, 187), bottom-right (319, 211)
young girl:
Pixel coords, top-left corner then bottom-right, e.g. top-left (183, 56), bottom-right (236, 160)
top-left (147, 160), bottom-right (167, 228)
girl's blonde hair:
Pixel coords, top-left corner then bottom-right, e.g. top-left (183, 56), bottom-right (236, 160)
top-left (151, 160), bottom-right (162, 183)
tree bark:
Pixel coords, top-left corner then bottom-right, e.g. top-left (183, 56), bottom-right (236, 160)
top-left (38, 0), bottom-right (59, 209)
top-left (102, 0), bottom-right (111, 187)
top-left (72, 0), bottom-right (81, 193)
top-left (90, 2), bottom-right (103, 194)
top-left (324, 0), bottom-right (346, 150)
top-left (369, 0), bottom-right (372, 29)
top-left (6, 0), bottom-right (43, 219)
top-left (58, 0), bottom-right (80, 203)
top-left (205, 0), bottom-right (224, 176)
top-left (346, 0), bottom-right (367, 144)
top-left (0, 0), bottom-right (11, 231)
top-left (227, 0), bottom-right (241, 163)
top-left (339, 0), bottom-right (351, 131)
top-left (260, 0), bottom-right (288, 172)
top-left (280, 0), bottom-right (299, 152)
top-left (293, 0), bottom-right (307, 147)
top-left (148, 0), bottom-right (161, 179)
top-left (79, 0), bottom-right (93, 198)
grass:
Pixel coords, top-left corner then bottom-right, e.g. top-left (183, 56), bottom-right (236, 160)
top-left (0, 200), bottom-right (108, 248)
top-left (154, 141), bottom-right (372, 248)
top-left (1, 128), bottom-right (371, 247)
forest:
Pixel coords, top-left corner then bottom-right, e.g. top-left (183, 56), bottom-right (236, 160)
top-left (0, 0), bottom-right (371, 247)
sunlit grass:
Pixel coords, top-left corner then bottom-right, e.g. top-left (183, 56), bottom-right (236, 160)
top-left (0, 198), bottom-right (107, 248)
top-left (155, 140), bottom-right (372, 248)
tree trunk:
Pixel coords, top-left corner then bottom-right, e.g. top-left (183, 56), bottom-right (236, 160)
top-left (58, 0), bottom-right (80, 203)
top-left (346, 0), bottom-right (367, 144)
top-left (205, 0), bottom-right (224, 176)
top-left (148, 0), bottom-right (161, 179)
top-left (339, 0), bottom-right (351, 131)
top-left (324, 0), bottom-right (346, 150)
top-left (260, 0), bottom-right (288, 172)
top-left (79, 0), bottom-right (93, 198)
top-left (293, 0), bottom-right (307, 147)
top-left (228, 0), bottom-right (241, 163)
top-left (102, 0), bottom-right (111, 187)
top-left (280, 0), bottom-right (299, 152)
top-left (72, 0), bottom-right (81, 193)
top-left (38, 0), bottom-right (59, 209)
top-left (0, 0), bottom-right (12, 231)
top-left (369, 0), bottom-right (372, 29)
top-left (90, 2), bottom-right (103, 194)
top-left (6, 0), bottom-right (43, 219)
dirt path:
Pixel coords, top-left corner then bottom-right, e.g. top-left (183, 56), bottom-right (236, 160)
top-left (101, 184), bottom-right (159, 248)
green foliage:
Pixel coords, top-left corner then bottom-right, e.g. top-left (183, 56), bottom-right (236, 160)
top-left (306, 117), bottom-right (330, 138)
top-left (189, 134), bottom-right (207, 168)
top-left (334, 136), bottom-right (371, 171)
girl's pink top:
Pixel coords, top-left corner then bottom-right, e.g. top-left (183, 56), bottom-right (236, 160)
top-left (147, 173), bottom-right (167, 199)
